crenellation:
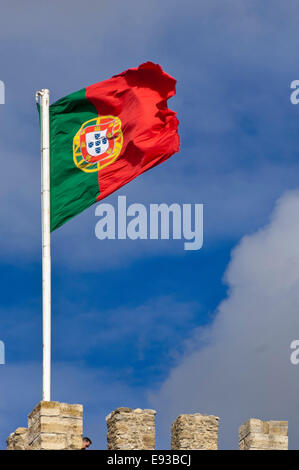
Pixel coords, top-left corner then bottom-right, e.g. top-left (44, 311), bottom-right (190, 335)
top-left (239, 418), bottom-right (288, 450)
top-left (171, 413), bottom-right (219, 450)
top-left (6, 427), bottom-right (28, 450)
top-left (5, 402), bottom-right (289, 450)
top-left (106, 407), bottom-right (156, 450)
top-left (7, 401), bottom-right (83, 450)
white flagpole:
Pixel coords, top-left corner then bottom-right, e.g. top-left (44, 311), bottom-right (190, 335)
top-left (36, 89), bottom-right (51, 402)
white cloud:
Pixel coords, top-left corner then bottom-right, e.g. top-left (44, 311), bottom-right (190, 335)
top-left (149, 190), bottom-right (299, 449)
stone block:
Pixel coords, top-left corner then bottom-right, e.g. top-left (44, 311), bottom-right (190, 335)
top-left (6, 427), bottom-right (28, 450)
top-left (106, 407), bottom-right (156, 450)
top-left (239, 418), bottom-right (288, 450)
top-left (171, 413), bottom-right (219, 450)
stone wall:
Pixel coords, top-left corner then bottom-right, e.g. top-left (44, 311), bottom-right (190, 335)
top-left (171, 413), bottom-right (219, 450)
top-left (6, 402), bottom-right (290, 450)
top-left (28, 401), bottom-right (83, 450)
top-left (6, 427), bottom-right (28, 450)
top-left (239, 418), bottom-right (288, 450)
top-left (106, 407), bottom-right (156, 450)
top-left (7, 401), bottom-right (83, 450)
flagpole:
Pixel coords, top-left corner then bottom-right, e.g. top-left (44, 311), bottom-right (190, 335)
top-left (36, 89), bottom-right (51, 402)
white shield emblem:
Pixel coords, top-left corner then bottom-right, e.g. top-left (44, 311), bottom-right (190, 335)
top-left (85, 129), bottom-right (109, 157)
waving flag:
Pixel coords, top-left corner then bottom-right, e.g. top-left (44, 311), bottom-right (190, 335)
top-left (43, 62), bottom-right (180, 231)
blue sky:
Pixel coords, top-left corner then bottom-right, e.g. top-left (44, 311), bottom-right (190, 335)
top-left (2, 0), bottom-right (299, 450)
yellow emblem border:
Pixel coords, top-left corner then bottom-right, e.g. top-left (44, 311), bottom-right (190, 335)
top-left (73, 116), bottom-right (123, 173)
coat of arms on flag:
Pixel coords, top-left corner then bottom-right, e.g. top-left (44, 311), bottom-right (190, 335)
top-left (73, 116), bottom-right (123, 173)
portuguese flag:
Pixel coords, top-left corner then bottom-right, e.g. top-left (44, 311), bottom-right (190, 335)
top-left (44, 62), bottom-right (180, 231)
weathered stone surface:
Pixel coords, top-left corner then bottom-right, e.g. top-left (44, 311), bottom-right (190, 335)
top-left (268, 420), bottom-right (288, 436)
top-left (171, 413), bottom-right (219, 450)
top-left (6, 427), bottom-right (28, 450)
top-left (66, 434), bottom-right (83, 450)
top-left (60, 403), bottom-right (83, 419)
top-left (27, 401), bottom-right (83, 450)
top-left (239, 419), bottom-right (288, 450)
top-left (106, 407), bottom-right (156, 450)
top-left (30, 434), bottom-right (68, 450)
top-left (28, 401), bottom-right (60, 427)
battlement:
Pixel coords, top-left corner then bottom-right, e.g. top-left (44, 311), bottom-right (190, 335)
top-left (6, 401), bottom-right (289, 450)
top-left (239, 418), bottom-right (288, 450)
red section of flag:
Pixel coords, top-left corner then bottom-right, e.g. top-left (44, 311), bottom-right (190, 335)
top-left (85, 62), bottom-right (180, 201)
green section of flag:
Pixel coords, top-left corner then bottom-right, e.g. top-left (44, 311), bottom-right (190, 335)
top-left (46, 88), bottom-right (100, 231)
